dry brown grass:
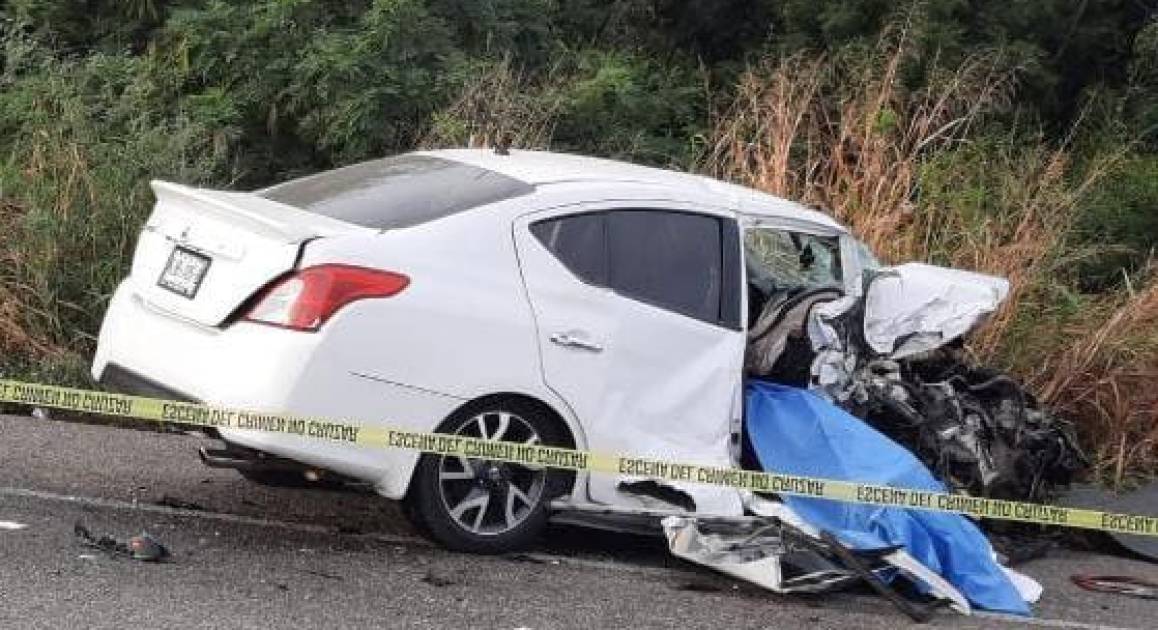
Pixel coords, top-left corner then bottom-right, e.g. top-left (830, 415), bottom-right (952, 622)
top-left (1036, 271), bottom-right (1158, 486)
top-left (706, 28), bottom-right (1015, 263)
top-left (0, 198), bottom-right (60, 359)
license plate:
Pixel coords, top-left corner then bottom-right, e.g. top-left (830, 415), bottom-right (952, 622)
top-left (158, 247), bottom-right (211, 299)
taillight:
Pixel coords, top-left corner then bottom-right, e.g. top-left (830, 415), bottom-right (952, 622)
top-left (243, 264), bottom-right (409, 331)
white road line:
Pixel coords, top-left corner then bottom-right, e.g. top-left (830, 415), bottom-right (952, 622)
top-left (0, 485), bottom-right (1136, 629)
top-left (974, 612), bottom-right (1135, 630)
top-left (0, 520), bottom-right (29, 530)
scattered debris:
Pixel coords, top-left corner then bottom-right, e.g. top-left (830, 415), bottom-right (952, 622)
top-left (299, 568), bottom-right (343, 581)
top-left (818, 530), bottom-right (950, 623)
top-left (154, 495), bottom-right (206, 511)
top-left (663, 515), bottom-right (860, 595)
top-left (504, 553), bottom-right (547, 565)
top-left (674, 581), bottom-right (724, 593)
top-left (74, 521), bottom-right (170, 562)
top-left (1071, 575), bottom-right (1158, 600)
top-left (421, 569), bottom-right (457, 587)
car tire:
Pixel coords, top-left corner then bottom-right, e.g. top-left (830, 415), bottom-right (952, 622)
top-left (404, 400), bottom-right (571, 554)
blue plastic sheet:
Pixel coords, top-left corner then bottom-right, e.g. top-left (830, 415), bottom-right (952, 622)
top-left (745, 381), bottom-right (1029, 615)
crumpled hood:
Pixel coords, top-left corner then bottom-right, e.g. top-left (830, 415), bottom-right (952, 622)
top-left (862, 263), bottom-right (1009, 359)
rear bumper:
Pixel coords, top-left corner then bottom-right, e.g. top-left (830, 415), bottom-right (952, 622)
top-left (98, 363), bottom-right (197, 403)
top-left (92, 281), bottom-right (462, 499)
top-left (92, 282), bottom-right (319, 409)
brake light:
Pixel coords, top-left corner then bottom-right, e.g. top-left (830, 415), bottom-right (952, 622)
top-left (243, 264), bottom-right (409, 331)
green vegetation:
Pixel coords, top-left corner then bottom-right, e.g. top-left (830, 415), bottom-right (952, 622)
top-left (0, 1), bottom-right (1155, 479)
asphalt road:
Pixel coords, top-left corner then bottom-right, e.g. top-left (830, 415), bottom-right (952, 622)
top-left (1, 413), bottom-right (1155, 629)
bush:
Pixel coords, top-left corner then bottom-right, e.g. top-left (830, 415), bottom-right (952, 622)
top-left (1074, 155), bottom-right (1158, 291)
top-left (0, 27), bottom-right (236, 375)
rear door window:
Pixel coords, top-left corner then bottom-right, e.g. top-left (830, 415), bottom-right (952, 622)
top-left (608, 210), bottom-right (721, 323)
top-left (530, 214), bottom-right (607, 286)
top-left (532, 209), bottom-right (740, 328)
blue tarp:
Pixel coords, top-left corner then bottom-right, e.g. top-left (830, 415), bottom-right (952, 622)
top-left (744, 381), bottom-right (1029, 615)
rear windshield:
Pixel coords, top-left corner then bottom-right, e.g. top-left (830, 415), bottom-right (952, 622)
top-left (259, 155), bottom-right (534, 229)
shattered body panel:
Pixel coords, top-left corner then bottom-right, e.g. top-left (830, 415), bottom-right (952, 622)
top-left (841, 352), bottom-right (1085, 502)
top-left (862, 263), bottom-right (1009, 359)
top-left (793, 263), bottom-right (1086, 503)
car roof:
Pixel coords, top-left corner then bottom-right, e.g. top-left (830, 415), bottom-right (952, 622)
top-left (418, 148), bottom-right (844, 231)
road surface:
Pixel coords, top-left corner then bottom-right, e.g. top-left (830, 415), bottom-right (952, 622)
top-left (1, 413), bottom-right (1154, 629)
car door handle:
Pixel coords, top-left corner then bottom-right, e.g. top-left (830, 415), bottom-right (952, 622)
top-left (549, 331), bottom-right (604, 353)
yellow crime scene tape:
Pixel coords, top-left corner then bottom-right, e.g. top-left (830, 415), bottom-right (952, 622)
top-left (2, 378), bottom-right (1155, 538)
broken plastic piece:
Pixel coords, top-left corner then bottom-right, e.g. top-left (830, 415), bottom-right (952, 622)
top-left (819, 530), bottom-right (947, 623)
top-left (127, 534), bottom-right (169, 562)
top-left (74, 521), bottom-right (170, 562)
top-left (663, 502), bottom-right (972, 615)
top-left (1071, 575), bottom-right (1158, 600)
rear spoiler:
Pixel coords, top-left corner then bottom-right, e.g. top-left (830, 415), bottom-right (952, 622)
top-left (149, 181), bottom-right (364, 244)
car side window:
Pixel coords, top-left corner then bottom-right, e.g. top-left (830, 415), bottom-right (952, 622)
top-left (608, 210), bottom-right (739, 327)
top-left (744, 228), bottom-right (843, 292)
top-left (531, 209), bottom-right (740, 328)
top-left (530, 213), bottom-right (607, 285)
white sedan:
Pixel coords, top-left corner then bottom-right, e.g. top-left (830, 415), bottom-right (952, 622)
top-left (92, 149), bottom-right (869, 552)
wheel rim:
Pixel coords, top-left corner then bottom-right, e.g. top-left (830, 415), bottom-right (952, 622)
top-left (437, 410), bottom-right (546, 536)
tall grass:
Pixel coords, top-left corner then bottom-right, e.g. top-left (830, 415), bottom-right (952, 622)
top-left (706, 34), bottom-right (1015, 262)
top-left (1036, 272), bottom-right (1158, 487)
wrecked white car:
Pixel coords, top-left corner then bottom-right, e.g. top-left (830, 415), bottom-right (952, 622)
top-left (92, 148), bottom-right (1080, 580)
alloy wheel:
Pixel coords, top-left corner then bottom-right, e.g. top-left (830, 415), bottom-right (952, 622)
top-left (437, 411), bottom-right (546, 536)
